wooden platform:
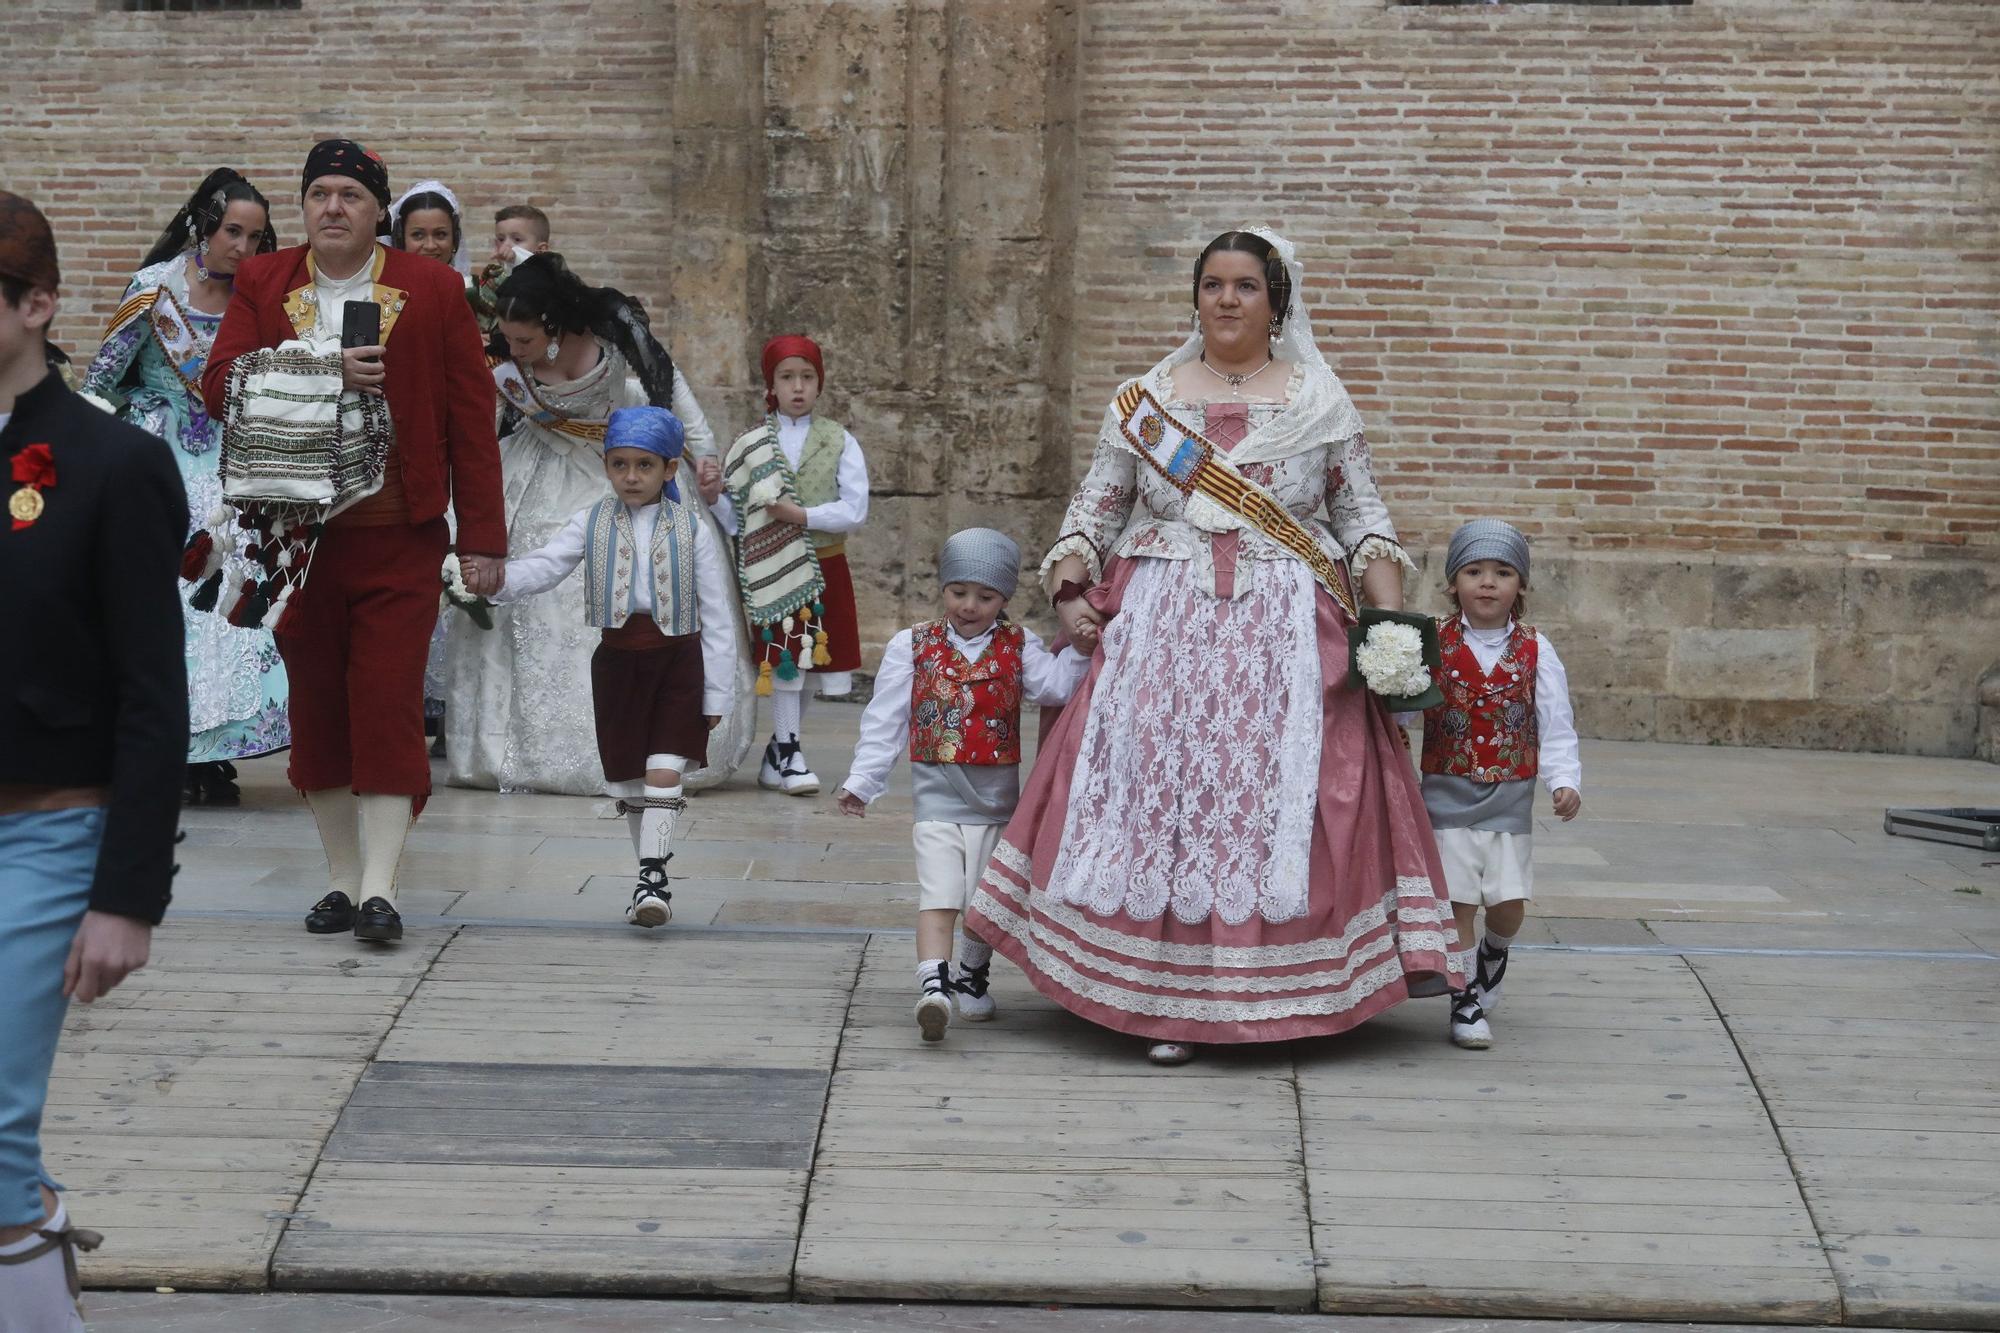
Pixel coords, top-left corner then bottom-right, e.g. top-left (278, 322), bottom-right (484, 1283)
top-left (41, 917), bottom-right (2000, 1324)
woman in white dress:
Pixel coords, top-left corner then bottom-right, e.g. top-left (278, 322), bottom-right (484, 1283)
top-left (444, 255), bottom-right (755, 793)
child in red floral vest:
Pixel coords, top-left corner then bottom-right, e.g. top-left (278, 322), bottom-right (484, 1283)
top-left (1420, 520), bottom-right (1582, 1051)
top-left (837, 528), bottom-right (1091, 1043)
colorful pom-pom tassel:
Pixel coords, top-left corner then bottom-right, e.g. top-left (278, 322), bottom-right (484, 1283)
top-left (755, 660), bottom-right (775, 697)
top-left (189, 569), bottom-right (224, 613)
top-left (776, 648), bottom-right (799, 681)
top-left (180, 530), bottom-right (214, 582)
top-left (812, 630), bottom-right (831, 668)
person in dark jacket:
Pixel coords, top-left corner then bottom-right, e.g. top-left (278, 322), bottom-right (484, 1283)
top-left (0, 190), bottom-right (187, 1329)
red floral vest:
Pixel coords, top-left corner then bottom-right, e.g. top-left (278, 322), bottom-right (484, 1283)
top-left (1420, 618), bottom-right (1540, 783)
top-left (908, 620), bottom-right (1025, 766)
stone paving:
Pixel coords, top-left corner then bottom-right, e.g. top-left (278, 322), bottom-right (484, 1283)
top-left (48, 704), bottom-right (2000, 1328)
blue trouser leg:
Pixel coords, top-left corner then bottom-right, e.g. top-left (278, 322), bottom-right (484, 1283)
top-left (0, 809), bottom-right (104, 1227)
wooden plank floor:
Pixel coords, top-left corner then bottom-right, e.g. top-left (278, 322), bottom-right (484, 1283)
top-left (271, 927), bottom-right (863, 1297)
top-left (794, 936), bottom-right (1317, 1309)
top-left (1297, 954), bottom-right (1842, 1322)
top-left (1691, 955), bottom-right (2000, 1330)
top-left (47, 921), bottom-right (449, 1288)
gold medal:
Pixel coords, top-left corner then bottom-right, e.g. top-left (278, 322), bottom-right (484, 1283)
top-left (8, 487), bottom-right (44, 524)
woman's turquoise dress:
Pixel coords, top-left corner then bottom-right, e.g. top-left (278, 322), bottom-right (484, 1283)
top-left (81, 254), bottom-right (290, 763)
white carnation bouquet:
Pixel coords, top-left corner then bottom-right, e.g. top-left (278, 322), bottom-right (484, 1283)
top-left (1348, 608), bottom-right (1444, 711)
top-left (440, 553), bottom-right (496, 631)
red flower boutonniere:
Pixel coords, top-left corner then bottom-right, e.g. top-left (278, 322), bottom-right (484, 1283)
top-left (9, 443), bottom-right (55, 531)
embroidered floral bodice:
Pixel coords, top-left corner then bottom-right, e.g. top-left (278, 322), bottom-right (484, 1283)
top-left (1043, 361), bottom-right (1413, 596)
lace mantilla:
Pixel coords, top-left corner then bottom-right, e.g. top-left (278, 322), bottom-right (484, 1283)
top-left (1045, 556), bottom-right (1320, 926)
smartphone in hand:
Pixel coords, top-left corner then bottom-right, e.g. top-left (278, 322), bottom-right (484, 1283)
top-left (341, 299), bottom-right (382, 354)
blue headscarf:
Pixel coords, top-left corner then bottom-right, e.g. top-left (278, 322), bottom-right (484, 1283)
top-left (604, 405), bottom-right (686, 502)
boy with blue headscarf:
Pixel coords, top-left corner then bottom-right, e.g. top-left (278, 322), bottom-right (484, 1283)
top-left (493, 405), bottom-right (738, 927)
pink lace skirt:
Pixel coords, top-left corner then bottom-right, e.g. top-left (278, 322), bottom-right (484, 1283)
top-left (967, 552), bottom-right (1460, 1044)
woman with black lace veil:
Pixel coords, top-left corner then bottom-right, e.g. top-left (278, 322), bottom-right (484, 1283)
top-left (443, 254), bottom-right (754, 793)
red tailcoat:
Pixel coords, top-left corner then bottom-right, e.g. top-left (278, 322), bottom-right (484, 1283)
top-left (1420, 618), bottom-right (1540, 783)
top-left (201, 243), bottom-right (506, 556)
top-left (909, 620), bottom-right (1024, 766)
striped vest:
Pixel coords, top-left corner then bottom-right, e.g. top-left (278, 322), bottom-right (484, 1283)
top-left (580, 496), bottom-right (701, 634)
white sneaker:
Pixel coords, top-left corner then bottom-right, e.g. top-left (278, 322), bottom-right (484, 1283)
top-left (1449, 989), bottom-right (1493, 1049)
top-left (916, 962), bottom-right (953, 1042)
top-left (953, 961), bottom-right (996, 1022)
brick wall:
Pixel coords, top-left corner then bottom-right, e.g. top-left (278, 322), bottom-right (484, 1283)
top-left (1068, 0), bottom-right (2000, 754)
top-left (5, 0), bottom-right (1995, 755)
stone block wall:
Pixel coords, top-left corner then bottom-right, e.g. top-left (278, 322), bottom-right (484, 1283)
top-left (3, 0), bottom-right (1995, 755)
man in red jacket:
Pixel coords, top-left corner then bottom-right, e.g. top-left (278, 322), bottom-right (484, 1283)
top-left (203, 139), bottom-right (506, 944)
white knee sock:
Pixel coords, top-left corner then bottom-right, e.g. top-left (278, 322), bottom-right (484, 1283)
top-left (1484, 926), bottom-right (1517, 951)
top-left (304, 788), bottom-right (362, 898)
top-left (638, 784), bottom-right (684, 866)
top-left (1449, 946), bottom-right (1476, 992)
top-left (356, 793), bottom-right (414, 906)
top-left (916, 958), bottom-right (950, 993)
top-left (0, 1199), bottom-right (87, 1333)
top-left (955, 934), bottom-right (993, 970)
top-left (771, 686), bottom-right (803, 744)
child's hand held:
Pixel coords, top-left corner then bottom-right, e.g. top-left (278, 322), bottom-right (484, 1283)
top-left (836, 790), bottom-right (866, 818)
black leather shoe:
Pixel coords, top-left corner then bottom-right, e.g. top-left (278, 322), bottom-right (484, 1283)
top-left (353, 896), bottom-right (403, 943)
top-left (305, 891), bottom-right (356, 934)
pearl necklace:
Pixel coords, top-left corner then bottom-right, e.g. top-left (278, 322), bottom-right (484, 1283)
top-left (1200, 354), bottom-right (1272, 400)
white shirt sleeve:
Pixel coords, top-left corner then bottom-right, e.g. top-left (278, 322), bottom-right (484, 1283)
top-left (839, 629), bottom-right (915, 805)
top-left (693, 516), bottom-right (738, 719)
top-left (804, 430), bottom-right (870, 534)
top-left (1534, 632), bottom-right (1582, 796)
top-left (494, 506), bottom-right (591, 604)
top-left (1020, 626), bottom-right (1090, 707)
top-left (672, 369), bottom-right (716, 459)
top-left (709, 491), bottom-right (739, 536)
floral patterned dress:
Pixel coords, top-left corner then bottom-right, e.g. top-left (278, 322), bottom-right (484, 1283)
top-left (81, 256), bottom-right (290, 762)
top-left (965, 361), bottom-right (1458, 1044)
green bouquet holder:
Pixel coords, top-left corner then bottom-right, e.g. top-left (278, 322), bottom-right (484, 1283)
top-left (1348, 607), bottom-right (1445, 712)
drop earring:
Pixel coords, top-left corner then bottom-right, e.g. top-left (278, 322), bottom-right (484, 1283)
top-left (544, 338), bottom-right (561, 363)
top-left (193, 242), bottom-right (211, 282)
top-left (1268, 314), bottom-right (1282, 337)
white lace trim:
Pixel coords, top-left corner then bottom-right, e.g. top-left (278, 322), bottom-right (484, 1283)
top-left (1348, 533), bottom-right (1418, 586)
top-left (1039, 532), bottom-right (1103, 592)
top-left (987, 841), bottom-right (1445, 969)
top-left (973, 882), bottom-right (1409, 1024)
top-left (1043, 558), bottom-right (1321, 927)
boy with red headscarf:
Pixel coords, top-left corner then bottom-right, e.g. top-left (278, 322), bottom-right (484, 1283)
top-left (716, 335), bottom-right (869, 795)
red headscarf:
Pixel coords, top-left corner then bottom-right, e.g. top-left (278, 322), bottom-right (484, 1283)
top-left (761, 335), bottom-right (823, 412)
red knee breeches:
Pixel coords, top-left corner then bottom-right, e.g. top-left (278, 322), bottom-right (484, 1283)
top-left (275, 519), bottom-right (447, 799)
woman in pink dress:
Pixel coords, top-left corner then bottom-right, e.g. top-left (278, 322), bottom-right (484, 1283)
top-left (965, 227), bottom-right (1459, 1064)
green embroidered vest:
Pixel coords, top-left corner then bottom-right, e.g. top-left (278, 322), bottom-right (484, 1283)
top-left (794, 416), bottom-right (848, 551)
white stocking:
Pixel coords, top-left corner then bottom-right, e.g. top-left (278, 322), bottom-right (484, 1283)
top-left (0, 1199), bottom-right (87, 1333)
top-left (771, 683), bottom-right (803, 743)
top-left (357, 793), bottom-right (415, 906)
top-left (304, 788), bottom-right (362, 898)
top-left (638, 784), bottom-right (685, 866)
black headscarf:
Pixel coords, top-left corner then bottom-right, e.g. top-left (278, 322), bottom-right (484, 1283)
top-left (301, 139), bottom-right (391, 235)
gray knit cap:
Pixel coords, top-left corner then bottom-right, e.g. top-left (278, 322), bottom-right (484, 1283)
top-left (938, 527), bottom-right (1020, 599)
top-left (1445, 518), bottom-right (1530, 585)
